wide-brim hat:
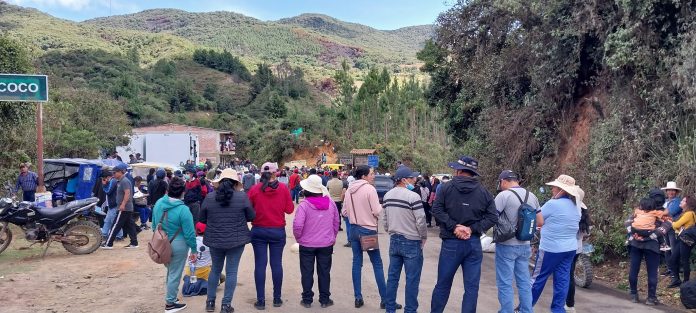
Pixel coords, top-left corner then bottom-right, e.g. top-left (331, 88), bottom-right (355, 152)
top-left (448, 156), bottom-right (480, 176)
top-left (661, 181), bottom-right (682, 191)
top-left (545, 174), bottom-right (582, 198)
top-left (212, 168), bottom-right (240, 183)
top-left (300, 174), bottom-right (329, 196)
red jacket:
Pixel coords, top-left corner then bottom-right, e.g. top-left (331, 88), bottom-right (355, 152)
top-left (248, 181), bottom-right (294, 227)
top-left (289, 173), bottom-right (301, 190)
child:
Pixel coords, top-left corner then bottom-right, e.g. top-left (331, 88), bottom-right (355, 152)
top-left (627, 197), bottom-right (671, 250)
top-left (182, 222), bottom-right (218, 297)
top-left (133, 176), bottom-right (150, 230)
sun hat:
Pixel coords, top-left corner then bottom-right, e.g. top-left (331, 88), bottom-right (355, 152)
top-left (394, 166), bottom-right (420, 181)
top-left (448, 156), bottom-right (480, 176)
top-left (261, 162), bottom-right (279, 173)
top-left (300, 174), bottom-right (329, 196)
top-left (661, 181), bottom-right (682, 191)
top-left (212, 168), bottom-right (240, 183)
top-left (545, 174), bottom-right (585, 203)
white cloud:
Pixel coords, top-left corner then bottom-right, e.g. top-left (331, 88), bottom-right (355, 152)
top-left (9, 0), bottom-right (92, 10)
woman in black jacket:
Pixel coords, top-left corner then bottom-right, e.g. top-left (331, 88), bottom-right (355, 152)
top-left (200, 169), bottom-right (255, 313)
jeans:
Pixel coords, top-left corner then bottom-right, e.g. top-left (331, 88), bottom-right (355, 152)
top-left (165, 239), bottom-right (189, 304)
top-left (566, 254), bottom-right (580, 307)
top-left (101, 208), bottom-right (123, 239)
top-left (207, 245), bottom-right (245, 305)
top-left (495, 244), bottom-right (532, 313)
top-left (670, 239), bottom-right (693, 282)
top-left (291, 187), bottom-right (300, 204)
top-left (386, 235), bottom-right (423, 313)
top-left (349, 224), bottom-right (387, 301)
top-left (343, 217), bottom-right (352, 243)
top-left (136, 206), bottom-right (150, 225)
top-left (431, 238), bottom-right (483, 313)
top-left (251, 227), bottom-right (286, 303)
top-left (629, 247), bottom-right (659, 298)
top-left (299, 245), bottom-right (333, 304)
top-left (22, 190), bottom-right (35, 202)
top-left (530, 250), bottom-right (575, 313)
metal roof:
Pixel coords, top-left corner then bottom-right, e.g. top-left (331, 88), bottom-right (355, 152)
top-left (350, 149), bottom-right (377, 155)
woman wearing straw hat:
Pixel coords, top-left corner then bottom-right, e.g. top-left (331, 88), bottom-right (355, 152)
top-left (530, 174), bottom-right (582, 313)
top-left (200, 168), bottom-right (256, 313)
top-left (293, 175), bottom-right (340, 308)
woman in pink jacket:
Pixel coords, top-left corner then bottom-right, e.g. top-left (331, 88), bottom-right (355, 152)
top-left (293, 175), bottom-right (340, 309)
top-left (341, 165), bottom-right (402, 310)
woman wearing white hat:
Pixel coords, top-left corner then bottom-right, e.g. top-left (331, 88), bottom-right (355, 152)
top-left (293, 175), bottom-right (340, 308)
top-left (531, 174), bottom-right (582, 313)
top-left (662, 181), bottom-right (683, 219)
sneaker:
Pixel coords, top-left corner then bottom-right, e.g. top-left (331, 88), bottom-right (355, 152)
top-left (667, 280), bottom-right (682, 288)
top-left (659, 244), bottom-right (671, 251)
top-left (253, 301), bottom-right (265, 310)
top-left (300, 300), bottom-right (311, 308)
top-left (354, 298), bottom-right (364, 308)
top-left (565, 305), bottom-right (576, 313)
top-left (124, 244), bottom-right (139, 249)
top-left (320, 300), bottom-right (334, 308)
top-left (645, 297), bottom-right (659, 306)
top-left (100, 245), bottom-right (113, 250)
top-left (380, 302), bottom-right (403, 310)
top-left (630, 293), bottom-right (639, 303)
top-left (344, 242), bottom-right (352, 247)
top-left (165, 302), bottom-right (187, 313)
top-left (273, 299), bottom-right (283, 307)
top-left (661, 269), bottom-right (672, 276)
top-left (220, 304), bottom-right (233, 313)
top-left (206, 300), bottom-right (215, 312)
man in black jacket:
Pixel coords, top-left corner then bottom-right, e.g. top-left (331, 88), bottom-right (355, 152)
top-left (430, 156), bottom-right (497, 313)
top-left (147, 169), bottom-right (168, 217)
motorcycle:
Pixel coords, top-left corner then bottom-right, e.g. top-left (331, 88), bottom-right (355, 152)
top-left (0, 183), bottom-right (103, 257)
top-left (529, 228), bottom-right (594, 288)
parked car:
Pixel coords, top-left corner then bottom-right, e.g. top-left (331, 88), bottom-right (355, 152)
top-left (374, 175), bottom-right (394, 203)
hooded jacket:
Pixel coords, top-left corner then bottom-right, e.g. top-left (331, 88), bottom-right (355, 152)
top-left (432, 176), bottom-right (498, 239)
top-left (293, 196), bottom-right (340, 247)
top-left (200, 191), bottom-right (256, 249)
top-left (247, 180), bottom-right (294, 227)
top-left (152, 195), bottom-right (197, 253)
top-left (342, 180), bottom-right (383, 231)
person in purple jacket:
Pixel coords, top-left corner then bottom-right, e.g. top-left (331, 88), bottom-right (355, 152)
top-left (293, 174), bottom-right (340, 309)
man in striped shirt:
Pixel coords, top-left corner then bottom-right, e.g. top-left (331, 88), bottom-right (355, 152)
top-left (16, 163), bottom-right (38, 202)
top-left (383, 165), bottom-right (427, 313)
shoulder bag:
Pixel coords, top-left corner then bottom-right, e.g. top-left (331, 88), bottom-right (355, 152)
top-left (147, 210), bottom-right (182, 264)
top-left (350, 192), bottom-right (379, 251)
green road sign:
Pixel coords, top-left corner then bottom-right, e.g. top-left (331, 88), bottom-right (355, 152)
top-left (0, 74), bottom-right (48, 102)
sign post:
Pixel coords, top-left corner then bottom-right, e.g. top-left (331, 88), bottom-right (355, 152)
top-left (0, 74), bottom-right (49, 191)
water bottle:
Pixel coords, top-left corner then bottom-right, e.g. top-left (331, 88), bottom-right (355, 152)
top-left (189, 263), bottom-right (197, 283)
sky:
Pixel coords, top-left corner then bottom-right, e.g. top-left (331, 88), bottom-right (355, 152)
top-left (7, 0), bottom-right (455, 30)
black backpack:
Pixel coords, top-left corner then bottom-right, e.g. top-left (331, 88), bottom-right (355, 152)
top-left (681, 279), bottom-right (696, 309)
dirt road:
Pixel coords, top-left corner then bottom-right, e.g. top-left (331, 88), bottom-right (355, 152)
top-left (0, 215), bottom-right (685, 313)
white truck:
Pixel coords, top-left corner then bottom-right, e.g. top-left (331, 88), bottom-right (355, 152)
top-left (117, 133), bottom-right (199, 166)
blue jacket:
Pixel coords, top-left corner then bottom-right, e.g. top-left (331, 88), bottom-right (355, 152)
top-left (152, 195), bottom-right (197, 253)
top-left (102, 178), bottom-right (117, 209)
top-left (666, 197), bottom-right (683, 219)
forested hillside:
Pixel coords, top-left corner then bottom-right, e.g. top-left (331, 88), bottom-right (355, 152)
top-left (421, 0), bottom-right (695, 261)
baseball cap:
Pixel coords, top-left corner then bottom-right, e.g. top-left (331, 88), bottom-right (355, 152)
top-left (261, 162), bottom-right (278, 173)
top-left (498, 170), bottom-right (519, 181)
top-left (113, 163), bottom-right (128, 173)
top-left (174, 170), bottom-right (183, 178)
top-left (448, 156), bottom-right (480, 176)
top-left (394, 166), bottom-right (419, 180)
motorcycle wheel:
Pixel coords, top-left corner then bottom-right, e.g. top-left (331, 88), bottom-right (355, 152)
top-left (0, 222), bottom-right (12, 255)
top-left (62, 221), bottom-right (101, 255)
top-left (574, 254), bottom-right (593, 288)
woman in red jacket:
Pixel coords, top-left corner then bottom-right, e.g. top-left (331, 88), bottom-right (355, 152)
top-left (247, 162), bottom-right (294, 310)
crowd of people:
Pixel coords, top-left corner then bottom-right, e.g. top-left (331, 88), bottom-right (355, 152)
top-left (21, 152), bottom-right (690, 313)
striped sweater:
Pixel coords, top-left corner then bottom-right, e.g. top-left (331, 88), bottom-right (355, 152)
top-left (383, 187), bottom-right (427, 240)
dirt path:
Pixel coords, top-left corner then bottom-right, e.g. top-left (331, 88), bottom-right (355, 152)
top-left (0, 217), bottom-right (687, 313)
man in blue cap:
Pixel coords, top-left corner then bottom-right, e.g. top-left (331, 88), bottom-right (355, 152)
top-left (430, 156), bottom-right (498, 313)
top-left (383, 165), bottom-right (426, 313)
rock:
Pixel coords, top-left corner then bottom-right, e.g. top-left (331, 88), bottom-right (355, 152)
top-left (83, 275), bottom-right (92, 279)
top-left (55, 283), bottom-right (67, 289)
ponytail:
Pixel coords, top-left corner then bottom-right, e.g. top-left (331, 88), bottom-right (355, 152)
top-left (215, 179), bottom-right (236, 206)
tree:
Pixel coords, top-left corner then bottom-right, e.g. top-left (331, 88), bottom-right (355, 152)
top-left (250, 63), bottom-right (276, 100)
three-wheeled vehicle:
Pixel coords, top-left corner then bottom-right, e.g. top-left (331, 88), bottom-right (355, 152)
top-left (43, 159), bottom-right (104, 206)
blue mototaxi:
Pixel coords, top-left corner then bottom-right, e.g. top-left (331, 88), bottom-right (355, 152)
top-left (43, 159), bottom-right (104, 206)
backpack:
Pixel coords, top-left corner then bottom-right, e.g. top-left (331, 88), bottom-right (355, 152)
top-left (681, 279), bottom-right (696, 309)
top-left (493, 207), bottom-right (517, 243)
top-left (147, 210), bottom-right (182, 265)
top-left (510, 189), bottom-right (537, 241)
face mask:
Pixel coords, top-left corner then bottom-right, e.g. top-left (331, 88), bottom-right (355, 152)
top-left (184, 174), bottom-right (191, 180)
top-left (406, 183), bottom-right (415, 191)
